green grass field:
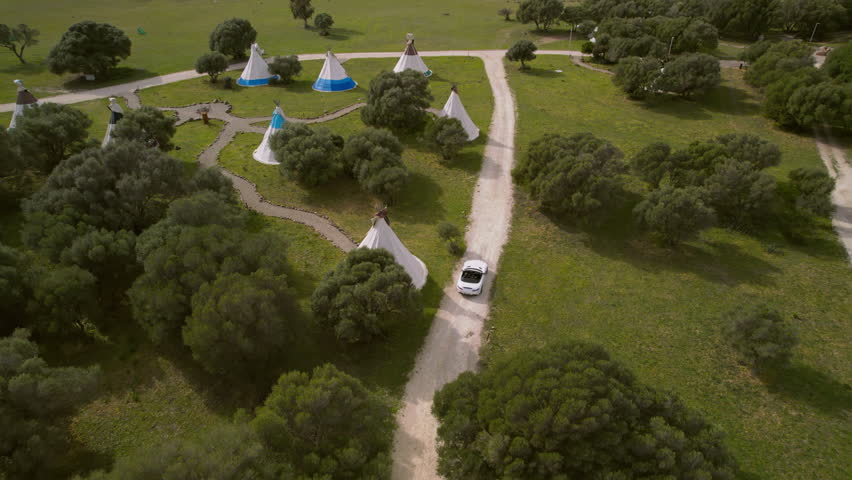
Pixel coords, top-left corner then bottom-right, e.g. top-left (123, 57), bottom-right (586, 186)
top-left (0, 0), bottom-right (548, 104)
top-left (488, 55), bottom-right (852, 479)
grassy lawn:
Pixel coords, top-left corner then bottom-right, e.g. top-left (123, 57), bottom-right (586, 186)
top-left (0, 0), bottom-right (546, 104)
top-left (170, 118), bottom-right (223, 176)
top-left (218, 55), bottom-right (493, 391)
top-left (490, 55), bottom-right (852, 479)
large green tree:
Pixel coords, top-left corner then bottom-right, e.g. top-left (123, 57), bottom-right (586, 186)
top-left (787, 167), bottom-right (835, 217)
top-left (183, 270), bottom-right (294, 376)
top-left (505, 39), bottom-right (538, 69)
top-left (343, 128), bottom-right (409, 199)
top-left (658, 53), bottom-right (721, 97)
top-left (513, 132), bottom-right (628, 224)
top-left (311, 248), bottom-right (421, 343)
top-left (13, 103), bottom-right (92, 172)
top-left (423, 116), bottom-right (469, 161)
top-left (517, 0), bottom-right (565, 31)
top-left (208, 18), bottom-right (257, 59)
top-left (0, 329), bottom-right (100, 479)
top-left (824, 41), bottom-right (852, 82)
top-left (47, 21), bottom-right (131, 77)
top-left (433, 341), bottom-right (737, 480)
top-left (776, 0), bottom-right (846, 36)
top-left (195, 51), bottom-right (229, 82)
top-left (271, 123), bottom-right (344, 186)
top-left (111, 106), bottom-right (177, 151)
top-left (361, 70), bottom-right (433, 132)
top-left (252, 364), bottom-right (394, 478)
top-left (27, 264), bottom-right (100, 336)
top-left (744, 40), bottom-right (813, 88)
top-left (613, 56), bottom-right (663, 99)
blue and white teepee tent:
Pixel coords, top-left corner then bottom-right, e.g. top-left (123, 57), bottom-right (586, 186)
top-left (101, 97), bottom-right (124, 148)
top-left (313, 49), bottom-right (357, 92)
top-left (9, 79), bottom-right (38, 129)
top-left (253, 101), bottom-right (286, 165)
top-left (237, 43), bottom-right (277, 87)
top-left (393, 34), bottom-right (432, 77)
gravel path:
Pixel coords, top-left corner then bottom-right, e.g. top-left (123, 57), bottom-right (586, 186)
top-left (390, 50), bottom-right (516, 480)
top-left (814, 126), bottom-right (852, 261)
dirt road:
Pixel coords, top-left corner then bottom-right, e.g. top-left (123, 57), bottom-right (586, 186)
top-left (814, 126), bottom-right (852, 260)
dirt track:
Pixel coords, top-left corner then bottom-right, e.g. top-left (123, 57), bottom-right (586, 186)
top-left (814, 126), bottom-right (852, 260)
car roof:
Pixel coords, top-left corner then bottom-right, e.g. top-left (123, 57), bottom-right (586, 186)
top-left (462, 260), bottom-right (487, 273)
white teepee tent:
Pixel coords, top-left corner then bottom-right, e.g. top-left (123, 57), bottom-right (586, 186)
top-left (237, 43), bottom-right (277, 87)
top-left (9, 79), bottom-right (38, 129)
top-left (393, 34), bottom-right (432, 77)
top-left (313, 50), bottom-right (357, 92)
top-left (253, 103), bottom-right (286, 165)
top-left (439, 86), bottom-right (479, 141)
top-left (101, 97), bottom-right (124, 148)
top-left (358, 213), bottom-right (427, 289)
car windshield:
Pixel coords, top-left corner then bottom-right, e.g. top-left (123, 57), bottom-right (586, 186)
top-left (461, 270), bottom-right (482, 282)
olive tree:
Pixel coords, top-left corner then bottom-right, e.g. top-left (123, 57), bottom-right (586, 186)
top-left (343, 128), bottom-right (409, 199)
top-left (361, 70), bottom-right (433, 132)
top-left (12, 103), bottom-right (92, 172)
top-left (314, 13), bottom-right (334, 36)
top-left (516, 0), bottom-right (564, 31)
top-left (613, 56), bottom-right (663, 99)
top-left (47, 21), bottom-right (131, 77)
top-left (268, 55), bottom-right (302, 84)
top-left (0, 24), bottom-right (39, 64)
top-left (195, 51), bottom-right (229, 82)
top-left (423, 116), bottom-right (469, 161)
top-left (634, 184), bottom-right (716, 245)
top-left (505, 39), bottom-right (537, 69)
top-left (724, 305), bottom-right (799, 370)
top-left (290, 0), bottom-right (316, 28)
top-left (209, 18), bottom-right (256, 59)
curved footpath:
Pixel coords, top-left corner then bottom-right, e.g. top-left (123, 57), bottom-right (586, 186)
top-left (5, 48), bottom-right (850, 480)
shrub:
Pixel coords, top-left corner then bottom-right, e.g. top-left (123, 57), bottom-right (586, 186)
top-left (314, 13), bottom-right (334, 36)
top-left (271, 123), bottom-right (343, 187)
top-left (724, 305), bottom-right (799, 370)
top-left (311, 248), bottom-right (421, 343)
top-left (581, 41), bottom-right (594, 54)
top-left (788, 167), bottom-right (835, 217)
top-left (498, 8), bottom-right (513, 21)
top-left (437, 221), bottom-right (461, 240)
top-left (195, 51), bottom-right (228, 82)
top-left (222, 75), bottom-right (234, 89)
top-left (446, 238), bottom-right (466, 256)
top-left (423, 116), bottom-right (469, 161)
top-left (268, 55), bottom-right (302, 84)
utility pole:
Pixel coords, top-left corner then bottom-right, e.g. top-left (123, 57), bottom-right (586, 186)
top-left (809, 23), bottom-right (820, 43)
top-left (668, 36), bottom-right (675, 58)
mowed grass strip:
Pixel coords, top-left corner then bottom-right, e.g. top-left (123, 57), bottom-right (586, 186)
top-left (0, 0), bottom-right (543, 103)
top-left (490, 55), bottom-right (852, 479)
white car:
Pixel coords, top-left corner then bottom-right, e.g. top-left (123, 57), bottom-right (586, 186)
top-left (457, 260), bottom-right (488, 295)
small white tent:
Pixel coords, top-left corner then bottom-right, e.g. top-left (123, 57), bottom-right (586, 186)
top-left (237, 43), bottom-right (277, 87)
top-left (393, 34), bottom-right (432, 77)
top-left (439, 86), bottom-right (479, 141)
top-left (9, 79), bottom-right (38, 129)
top-left (101, 97), bottom-right (124, 148)
top-left (253, 102), bottom-right (286, 165)
top-left (313, 49), bottom-right (357, 92)
top-left (358, 212), bottom-right (427, 289)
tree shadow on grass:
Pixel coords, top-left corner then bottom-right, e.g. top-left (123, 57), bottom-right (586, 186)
top-left (326, 28), bottom-right (364, 41)
top-left (393, 171), bottom-right (446, 225)
top-left (521, 67), bottom-right (563, 78)
top-left (759, 362), bottom-right (852, 415)
top-left (62, 67), bottom-right (157, 91)
top-left (635, 82), bottom-right (760, 121)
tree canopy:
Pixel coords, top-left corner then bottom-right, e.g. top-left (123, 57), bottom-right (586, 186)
top-left (47, 21), bottom-right (131, 77)
top-left (343, 128), bottom-right (409, 199)
top-left (183, 270), bottom-right (294, 376)
top-left (634, 183), bottom-right (716, 245)
top-left (314, 13), bottom-right (334, 36)
top-left (13, 103), bottom-right (92, 172)
top-left (268, 55), bottom-right (302, 84)
top-left (424, 116), bottom-right (469, 161)
top-left (513, 132), bottom-right (628, 224)
top-left (252, 364), bottom-right (394, 479)
top-left (311, 248), bottom-right (421, 343)
top-left (433, 341), bottom-right (737, 480)
top-left (290, 0), bottom-right (316, 28)
top-left (657, 53), bottom-right (721, 97)
top-left (724, 305), bottom-right (799, 370)
top-left (517, 0), bottom-right (565, 31)
top-left (0, 329), bottom-right (100, 479)
top-left (208, 18), bottom-right (257, 59)
top-left (361, 70), bottom-right (433, 132)
top-left (271, 123), bottom-right (344, 186)
top-left (824, 41), bottom-right (852, 82)
top-left (111, 106), bottom-right (178, 151)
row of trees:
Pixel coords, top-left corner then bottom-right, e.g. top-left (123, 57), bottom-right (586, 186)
top-left (743, 39), bottom-right (852, 131)
top-left (513, 131), bottom-right (834, 245)
top-left (614, 52), bottom-right (721, 98)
